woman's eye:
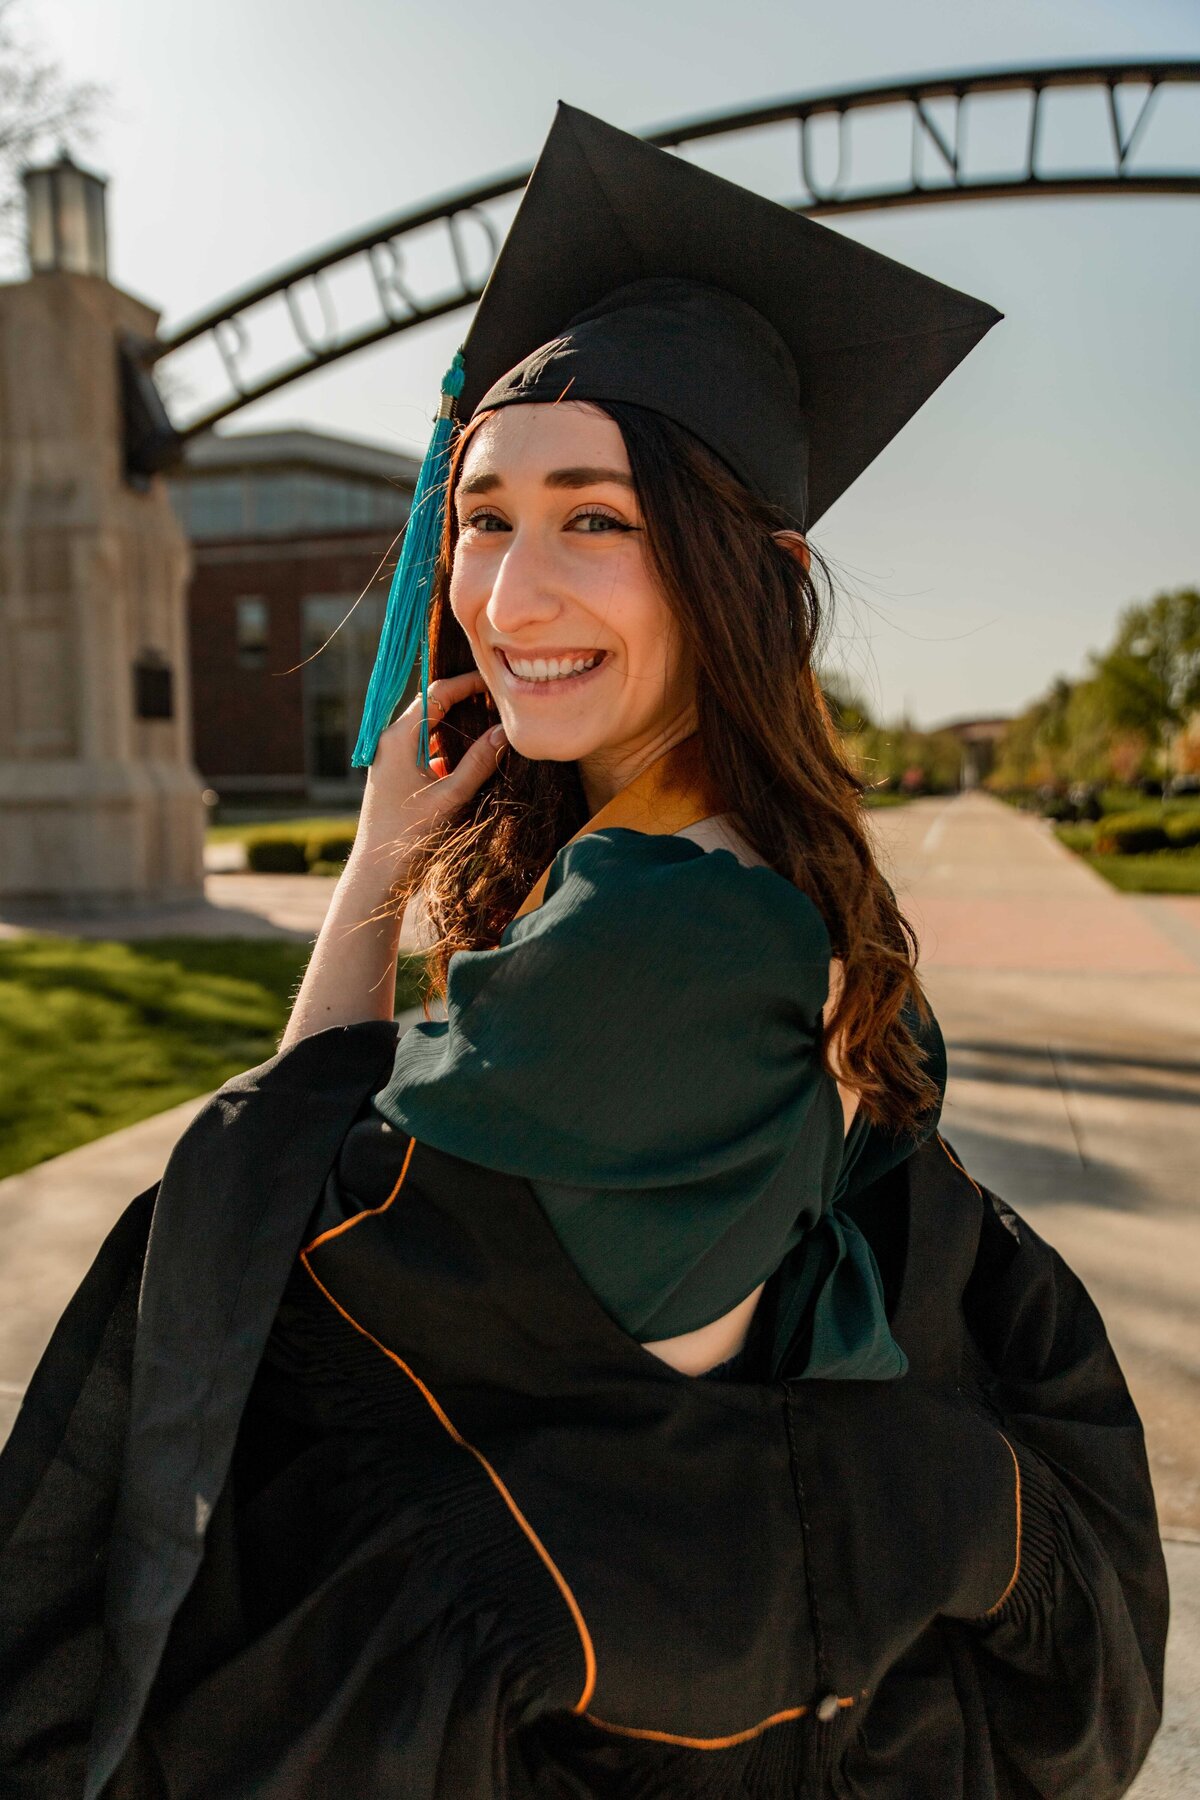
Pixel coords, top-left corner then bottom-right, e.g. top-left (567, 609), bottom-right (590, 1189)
top-left (461, 510), bottom-right (508, 533)
top-left (569, 508), bottom-right (635, 534)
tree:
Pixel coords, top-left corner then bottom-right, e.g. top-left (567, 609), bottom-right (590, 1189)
top-left (0, 0), bottom-right (104, 267)
top-left (1089, 589), bottom-right (1200, 765)
top-left (817, 669), bottom-right (874, 736)
top-left (847, 720), bottom-right (962, 794)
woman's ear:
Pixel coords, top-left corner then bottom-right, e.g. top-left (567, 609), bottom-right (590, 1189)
top-left (772, 529), bottom-right (811, 574)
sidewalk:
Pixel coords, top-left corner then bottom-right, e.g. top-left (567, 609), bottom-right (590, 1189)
top-left (869, 793), bottom-right (1200, 1793)
top-left (0, 873), bottom-right (342, 944)
top-left (0, 870), bottom-right (422, 948)
top-left (869, 795), bottom-right (1200, 1531)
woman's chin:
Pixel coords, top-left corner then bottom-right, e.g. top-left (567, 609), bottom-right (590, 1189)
top-left (501, 717), bottom-right (607, 766)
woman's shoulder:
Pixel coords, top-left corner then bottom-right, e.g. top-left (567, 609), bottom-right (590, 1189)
top-left (509, 818), bottom-right (831, 974)
top-left (672, 812), bottom-right (771, 870)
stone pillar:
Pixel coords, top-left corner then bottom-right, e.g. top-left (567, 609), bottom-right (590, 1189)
top-left (0, 272), bottom-right (205, 908)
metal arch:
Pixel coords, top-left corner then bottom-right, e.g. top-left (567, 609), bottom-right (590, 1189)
top-left (151, 59), bottom-right (1200, 440)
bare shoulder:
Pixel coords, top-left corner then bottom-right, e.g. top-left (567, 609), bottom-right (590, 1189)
top-left (675, 815), bottom-right (856, 1125)
top-left (672, 812), bottom-right (770, 868)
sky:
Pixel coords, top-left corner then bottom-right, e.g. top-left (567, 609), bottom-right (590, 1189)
top-left (25, 0), bottom-right (1200, 728)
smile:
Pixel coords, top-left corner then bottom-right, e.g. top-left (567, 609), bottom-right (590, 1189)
top-left (497, 649), bottom-right (608, 689)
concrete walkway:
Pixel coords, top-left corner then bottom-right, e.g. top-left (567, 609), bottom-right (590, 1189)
top-left (0, 873), bottom-right (342, 944)
top-left (1, 793), bottom-right (1196, 1788)
top-left (869, 795), bottom-right (1200, 1532)
top-left (868, 793), bottom-right (1200, 1794)
top-left (0, 870), bottom-right (425, 949)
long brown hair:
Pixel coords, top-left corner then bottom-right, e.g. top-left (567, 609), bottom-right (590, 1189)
top-left (402, 400), bottom-right (939, 1136)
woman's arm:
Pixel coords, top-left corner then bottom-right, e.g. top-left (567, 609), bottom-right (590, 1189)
top-left (780, 1144), bottom-right (1166, 1798)
top-left (278, 855), bottom-right (409, 1048)
top-left (958, 1193), bottom-right (1168, 1796)
top-left (280, 672), bottom-right (505, 1051)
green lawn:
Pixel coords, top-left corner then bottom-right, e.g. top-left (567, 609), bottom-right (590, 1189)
top-left (207, 813), bottom-right (358, 846)
top-left (1079, 853), bottom-right (1200, 895)
top-left (1052, 828), bottom-right (1200, 894)
top-left (0, 938), bottom-right (426, 1181)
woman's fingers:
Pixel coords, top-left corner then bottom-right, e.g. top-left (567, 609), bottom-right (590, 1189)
top-left (374, 669), bottom-right (489, 772)
top-left (435, 724), bottom-right (507, 803)
top-left (404, 669), bottom-right (488, 738)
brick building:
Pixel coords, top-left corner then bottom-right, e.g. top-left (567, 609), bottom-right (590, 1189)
top-left (170, 427), bottom-right (418, 806)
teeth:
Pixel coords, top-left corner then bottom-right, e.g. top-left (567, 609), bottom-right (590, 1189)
top-left (506, 653), bottom-right (601, 683)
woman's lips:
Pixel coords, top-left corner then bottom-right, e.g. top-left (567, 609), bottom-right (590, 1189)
top-left (495, 648), bottom-right (610, 696)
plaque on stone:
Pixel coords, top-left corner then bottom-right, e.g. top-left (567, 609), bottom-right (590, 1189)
top-left (134, 652), bottom-right (174, 720)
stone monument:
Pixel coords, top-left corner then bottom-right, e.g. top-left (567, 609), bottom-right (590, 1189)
top-left (0, 156), bottom-right (205, 909)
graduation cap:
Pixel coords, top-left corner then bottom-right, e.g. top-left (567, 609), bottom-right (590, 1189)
top-left (353, 102), bottom-right (1001, 768)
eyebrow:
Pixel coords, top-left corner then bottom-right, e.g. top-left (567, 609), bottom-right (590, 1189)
top-left (458, 465), bottom-right (635, 498)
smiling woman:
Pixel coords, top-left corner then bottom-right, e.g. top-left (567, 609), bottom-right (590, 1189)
top-left (448, 404), bottom-right (696, 800)
top-left (0, 103), bottom-right (1166, 1800)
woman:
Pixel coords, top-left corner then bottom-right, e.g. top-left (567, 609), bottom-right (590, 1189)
top-left (0, 106), bottom-right (1167, 1799)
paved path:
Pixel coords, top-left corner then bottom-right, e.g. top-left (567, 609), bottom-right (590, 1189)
top-left (0, 873), bottom-right (342, 943)
top-left (1, 794), bottom-right (1195, 1788)
top-left (869, 795), bottom-right (1200, 1532)
top-left (0, 871), bottom-right (425, 949)
top-left (868, 793), bottom-right (1200, 1795)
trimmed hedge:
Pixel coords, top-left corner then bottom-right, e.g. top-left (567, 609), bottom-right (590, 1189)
top-left (1091, 811), bottom-right (1170, 855)
top-left (244, 835), bottom-right (309, 873)
top-left (1164, 810), bottom-right (1200, 850)
top-left (307, 831), bottom-right (356, 865)
top-left (243, 826), bottom-right (357, 874)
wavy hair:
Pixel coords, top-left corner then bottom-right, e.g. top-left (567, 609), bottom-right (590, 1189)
top-left (399, 401), bottom-right (939, 1136)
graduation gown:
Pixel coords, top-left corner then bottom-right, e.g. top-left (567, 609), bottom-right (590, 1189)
top-left (0, 1015), bottom-right (1167, 1799)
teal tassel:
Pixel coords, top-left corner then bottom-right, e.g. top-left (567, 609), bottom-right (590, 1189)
top-left (351, 351), bottom-right (467, 770)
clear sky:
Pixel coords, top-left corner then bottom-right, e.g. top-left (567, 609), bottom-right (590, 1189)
top-left (28, 0), bottom-right (1200, 727)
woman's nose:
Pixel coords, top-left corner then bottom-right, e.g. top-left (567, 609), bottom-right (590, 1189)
top-left (484, 532), bottom-right (564, 634)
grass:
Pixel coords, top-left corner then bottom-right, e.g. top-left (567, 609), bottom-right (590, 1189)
top-left (0, 938), bottom-right (427, 1181)
top-left (1053, 823), bottom-right (1099, 854)
top-left (206, 813), bottom-right (358, 846)
top-left (1052, 827), bottom-right (1200, 895)
top-left (1079, 853), bottom-right (1200, 895)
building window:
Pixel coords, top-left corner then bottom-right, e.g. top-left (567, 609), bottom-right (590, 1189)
top-left (310, 692), bottom-right (349, 780)
top-left (301, 592), bottom-right (385, 793)
top-left (170, 468), bottom-right (412, 541)
top-left (248, 475), bottom-right (300, 534)
top-left (374, 484), bottom-right (409, 526)
top-left (181, 477), bottom-right (247, 539)
top-left (236, 596), bottom-right (269, 671)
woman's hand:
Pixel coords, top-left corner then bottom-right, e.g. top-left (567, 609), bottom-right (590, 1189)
top-left (354, 670), bottom-right (506, 894)
top-left (279, 670), bottom-right (504, 1051)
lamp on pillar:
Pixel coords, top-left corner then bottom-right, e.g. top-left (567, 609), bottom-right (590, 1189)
top-left (23, 151), bottom-right (109, 278)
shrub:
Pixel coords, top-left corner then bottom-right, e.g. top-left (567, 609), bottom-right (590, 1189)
top-left (1164, 810), bottom-right (1200, 850)
top-left (1092, 811), bottom-right (1170, 855)
top-left (306, 832), bottom-right (356, 867)
top-left (244, 833), bottom-right (309, 873)
top-left (1055, 823), bottom-right (1096, 853)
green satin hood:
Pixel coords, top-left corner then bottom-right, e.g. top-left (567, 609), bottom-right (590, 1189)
top-left (374, 827), bottom-right (945, 1374)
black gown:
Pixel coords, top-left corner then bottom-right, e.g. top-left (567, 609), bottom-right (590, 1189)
top-left (0, 1022), bottom-right (1168, 1799)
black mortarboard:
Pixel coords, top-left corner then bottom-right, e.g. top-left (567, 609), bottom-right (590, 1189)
top-left (354, 102), bottom-right (1001, 767)
top-left (462, 102), bottom-right (1002, 530)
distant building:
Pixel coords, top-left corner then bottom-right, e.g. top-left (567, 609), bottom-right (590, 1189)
top-left (932, 715), bottom-right (1012, 788)
top-left (170, 427), bottom-right (419, 806)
